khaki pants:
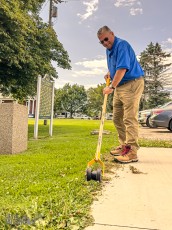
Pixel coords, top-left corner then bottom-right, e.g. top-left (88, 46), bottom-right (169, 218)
top-left (113, 77), bottom-right (144, 149)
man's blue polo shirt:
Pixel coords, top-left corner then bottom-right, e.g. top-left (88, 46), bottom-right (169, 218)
top-left (106, 37), bottom-right (144, 85)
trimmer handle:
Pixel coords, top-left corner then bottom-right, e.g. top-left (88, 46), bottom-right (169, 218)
top-left (106, 76), bottom-right (111, 87)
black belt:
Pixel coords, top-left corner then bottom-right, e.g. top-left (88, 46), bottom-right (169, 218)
top-left (117, 77), bottom-right (143, 87)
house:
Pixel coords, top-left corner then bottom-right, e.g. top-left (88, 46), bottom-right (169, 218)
top-left (0, 93), bottom-right (36, 117)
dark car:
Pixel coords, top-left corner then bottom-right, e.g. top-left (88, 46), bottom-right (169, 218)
top-left (150, 105), bottom-right (172, 131)
top-left (139, 101), bottom-right (172, 128)
top-left (92, 115), bottom-right (100, 120)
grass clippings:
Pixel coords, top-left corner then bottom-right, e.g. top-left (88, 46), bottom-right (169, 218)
top-left (129, 165), bottom-right (147, 174)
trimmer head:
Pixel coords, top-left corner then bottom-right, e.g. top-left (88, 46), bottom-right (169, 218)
top-left (86, 168), bottom-right (102, 182)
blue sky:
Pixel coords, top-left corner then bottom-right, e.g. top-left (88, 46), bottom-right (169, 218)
top-left (40, 0), bottom-right (172, 89)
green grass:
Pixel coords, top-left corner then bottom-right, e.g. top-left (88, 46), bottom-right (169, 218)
top-left (0, 119), bottom-right (171, 229)
top-left (0, 119), bottom-right (118, 229)
top-left (139, 138), bottom-right (172, 148)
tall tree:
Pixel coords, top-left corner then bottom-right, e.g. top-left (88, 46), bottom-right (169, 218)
top-left (140, 42), bottom-right (171, 109)
top-left (87, 84), bottom-right (113, 117)
top-left (54, 84), bottom-right (87, 118)
top-left (0, 0), bottom-right (71, 100)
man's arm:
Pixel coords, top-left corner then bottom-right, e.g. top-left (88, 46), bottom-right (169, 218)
top-left (111, 69), bottom-right (126, 88)
top-left (103, 69), bottom-right (126, 94)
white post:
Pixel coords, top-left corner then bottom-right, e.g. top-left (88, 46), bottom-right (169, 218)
top-left (32, 99), bottom-right (34, 115)
top-left (27, 100), bottom-right (30, 114)
top-left (49, 81), bottom-right (55, 136)
top-left (34, 76), bottom-right (42, 139)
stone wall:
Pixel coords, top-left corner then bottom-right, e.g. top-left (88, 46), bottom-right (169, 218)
top-left (0, 103), bottom-right (28, 154)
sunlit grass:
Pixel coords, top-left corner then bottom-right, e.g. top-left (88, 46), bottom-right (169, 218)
top-left (0, 119), bottom-right (171, 229)
top-left (0, 119), bottom-right (118, 229)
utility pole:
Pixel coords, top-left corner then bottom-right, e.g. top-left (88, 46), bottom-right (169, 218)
top-left (49, 0), bottom-right (53, 26)
top-left (49, 0), bottom-right (65, 26)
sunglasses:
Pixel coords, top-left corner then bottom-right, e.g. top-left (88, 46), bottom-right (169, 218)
top-left (99, 37), bottom-right (109, 44)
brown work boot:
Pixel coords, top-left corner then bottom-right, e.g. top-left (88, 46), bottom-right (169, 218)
top-left (110, 145), bottom-right (126, 156)
top-left (114, 145), bottom-right (138, 163)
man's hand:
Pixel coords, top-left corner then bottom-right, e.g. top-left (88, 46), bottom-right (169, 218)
top-left (104, 72), bottom-right (110, 81)
top-left (103, 86), bottom-right (114, 95)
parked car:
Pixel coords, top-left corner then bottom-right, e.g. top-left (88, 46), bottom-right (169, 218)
top-left (73, 114), bottom-right (91, 120)
top-left (138, 109), bottom-right (152, 127)
top-left (106, 113), bottom-right (113, 120)
top-left (149, 101), bottom-right (172, 128)
top-left (139, 101), bottom-right (172, 128)
top-left (92, 115), bottom-right (100, 120)
top-left (57, 114), bottom-right (66, 118)
top-left (150, 105), bottom-right (172, 131)
top-left (81, 115), bottom-right (91, 120)
top-left (28, 114), bottom-right (35, 118)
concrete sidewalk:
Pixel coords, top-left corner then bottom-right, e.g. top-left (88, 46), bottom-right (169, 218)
top-left (85, 147), bottom-right (172, 230)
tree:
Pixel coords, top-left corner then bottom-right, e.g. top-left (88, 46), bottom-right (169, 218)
top-left (0, 0), bottom-right (71, 100)
top-left (140, 42), bottom-right (171, 109)
top-left (54, 84), bottom-right (87, 118)
top-left (87, 84), bottom-right (113, 117)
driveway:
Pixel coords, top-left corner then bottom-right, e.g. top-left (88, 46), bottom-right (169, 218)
top-left (139, 127), bottom-right (172, 141)
top-left (85, 147), bottom-right (172, 230)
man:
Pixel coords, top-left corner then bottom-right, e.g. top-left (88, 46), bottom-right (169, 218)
top-left (97, 25), bottom-right (144, 163)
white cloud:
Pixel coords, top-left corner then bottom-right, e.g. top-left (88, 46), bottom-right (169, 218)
top-left (164, 56), bottom-right (172, 64)
top-left (169, 38), bottom-right (172, 44)
top-left (55, 57), bottom-right (107, 89)
top-left (114, 0), bottom-right (138, 7)
top-left (114, 0), bottom-right (143, 16)
top-left (72, 69), bottom-right (103, 77)
top-left (55, 77), bottom-right (74, 89)
top-left (162, 38), bottom-right (172, 53)
top-left (130, 7), bottom-right (143, 15)
top-left (75, 58), bottom-right (106, 68)
top-left (166, 38), bottom-right (172, 45)
top-left (77, 0), bottom-right (99, 21)
top-left (137, 1), bottom-right (141, 6)
top-left (73, 58), bottom-right (107, 77)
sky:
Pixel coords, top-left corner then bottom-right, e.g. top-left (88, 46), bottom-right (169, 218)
top-left (40, 0), bottom-right (172, 90)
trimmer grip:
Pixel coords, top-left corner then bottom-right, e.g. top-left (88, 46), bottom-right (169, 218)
top-left (106, 76), bottom-right (110, 86)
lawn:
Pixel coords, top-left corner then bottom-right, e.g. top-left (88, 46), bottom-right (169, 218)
top-left (0, 119), bottom-right (171, 229)
top-left (0, 119), bottom-right (118, 229)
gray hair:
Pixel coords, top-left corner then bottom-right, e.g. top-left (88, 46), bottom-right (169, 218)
top-left (97, 26), bottom-right (112, 36)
